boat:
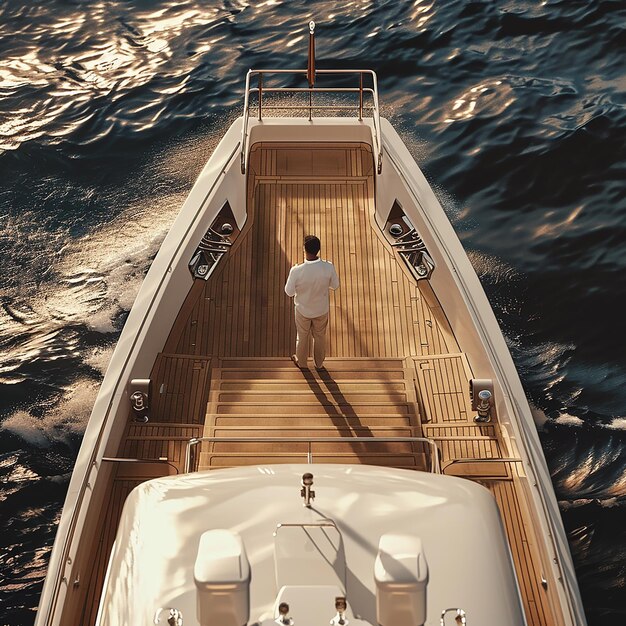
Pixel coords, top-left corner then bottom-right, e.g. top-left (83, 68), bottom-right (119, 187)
top-left (36, 25), bottom-right (587, 626)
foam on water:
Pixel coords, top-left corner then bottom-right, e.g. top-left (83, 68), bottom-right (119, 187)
top-left (2, 379), bottom-right (99, 447)
top-left (555, 413), bottom-right (585, 428)
top-left (559, 497), bottom-right (623, 511)
top-left (552, 413), bottom-right (626, 433)
top-left (84, 345), bottom-right (115, 375)
top-left (604, 417), bottom-right (626, 431)
top-left (465, 249), bottom-right (520, 284)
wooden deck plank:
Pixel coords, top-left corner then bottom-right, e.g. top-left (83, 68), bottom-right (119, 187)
top-left (482, 478), bottom-right (556, 625)
top-left (75, 478), bottom-right (144, 626)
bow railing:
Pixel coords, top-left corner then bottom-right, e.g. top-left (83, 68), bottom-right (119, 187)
top-left (240, 68), bottom-right (383, 175)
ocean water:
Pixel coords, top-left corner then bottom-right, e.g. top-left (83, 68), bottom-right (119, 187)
top-left (1, 1), bottom-right (624, 624)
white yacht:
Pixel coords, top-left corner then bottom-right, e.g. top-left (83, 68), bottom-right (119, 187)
top-left (36, 27), bottom-right (586, 626)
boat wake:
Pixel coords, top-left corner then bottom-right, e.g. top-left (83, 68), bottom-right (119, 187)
top-left (2, 378), bottom-right (100, 448)
top-left (0, 196), bottom-right (176, 444)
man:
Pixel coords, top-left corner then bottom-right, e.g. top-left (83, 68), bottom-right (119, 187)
top-left (284, 235), bottom-right (339, 370)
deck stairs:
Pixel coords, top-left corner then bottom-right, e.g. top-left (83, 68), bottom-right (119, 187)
top-left (198, 357), bottom-right (429, 470)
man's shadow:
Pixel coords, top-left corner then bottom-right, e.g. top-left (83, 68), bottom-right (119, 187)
top-left (301, 368), bottom-right (406, 459)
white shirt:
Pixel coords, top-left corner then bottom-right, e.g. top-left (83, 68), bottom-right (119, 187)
top-left (284, 258), bottom-right (340, 318)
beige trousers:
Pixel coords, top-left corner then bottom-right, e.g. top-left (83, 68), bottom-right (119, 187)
top-left (295, 309), bottom-right (329, 368)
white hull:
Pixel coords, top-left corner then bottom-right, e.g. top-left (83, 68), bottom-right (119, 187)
top-left (36, 115), bottom-right (586, 626)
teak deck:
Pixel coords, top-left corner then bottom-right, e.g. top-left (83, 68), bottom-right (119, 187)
top-left (70, 144), bottom-right (563, 626)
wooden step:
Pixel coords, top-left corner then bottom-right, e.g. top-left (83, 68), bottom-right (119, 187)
top-left (219, 357), bottom-right (406, 370)
top-left (211, 426), bottom-right (417, 437)
top-left (202, 440), bottom-right (419, 454)
top-left (210, 392), bottom-right (409, 404)
top-left (211, 415), bottom-right (413, 427)
top-left (201, 355), bottom-right (423, 473)
top-left (218, 369), bottom-right (407, 381)
top-left (218, 381), bottom-right (408, 392)
top-left (212, 402), bottom-right (414, 416)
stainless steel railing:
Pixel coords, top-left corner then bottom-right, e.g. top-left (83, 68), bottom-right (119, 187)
top-left (184, 435), bottom-right (440, 474)
top-left (240, 69), bottom-right (383, 175)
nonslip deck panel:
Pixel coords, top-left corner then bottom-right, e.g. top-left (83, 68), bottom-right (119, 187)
top-left (413, 354), bottom-right (474, 423)
top-left (149, 354), bottom-right (212, 423)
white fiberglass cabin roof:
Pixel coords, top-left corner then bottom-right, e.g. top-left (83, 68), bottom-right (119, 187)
top-left (97, 465), bottom-right (525, 626)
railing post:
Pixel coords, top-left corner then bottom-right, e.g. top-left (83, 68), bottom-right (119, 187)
top-left (258, 73), bottom-right (263, 121)
top-left (359, 72), bottom-right (363, 120)
top-left (185, 439), bottom-right (200, 473)
top-left (368, 70), bottom-right (383, 173)
top-left (240, 70), bottom-right (253, 174)
top-left (432, 443), bottom-right (441, 474)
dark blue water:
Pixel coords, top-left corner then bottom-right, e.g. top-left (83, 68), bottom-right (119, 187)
top-left (1, 1), bottom-right (624, 624)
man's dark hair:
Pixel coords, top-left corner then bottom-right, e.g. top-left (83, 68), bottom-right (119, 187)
top-left (304, 235), bottom-right (321, 255)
